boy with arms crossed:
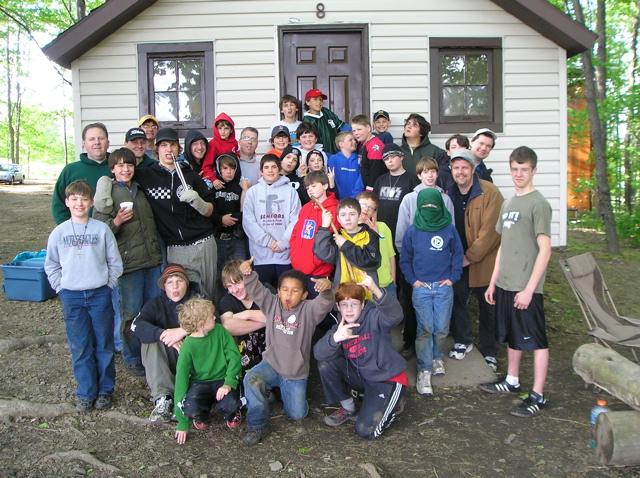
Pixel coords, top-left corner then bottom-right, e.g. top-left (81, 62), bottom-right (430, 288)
top-left (314, 273), bottom-right (406, 439)
top-left (480, 146), bottom-right (552, 417)
top-left (45, 180), bottom-right (123, 412)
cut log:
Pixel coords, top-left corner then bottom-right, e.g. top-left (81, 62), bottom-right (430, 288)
top-left (572, 343), bottom-right (640, 410)
top-left (595, 411), bottom-right (640, 466)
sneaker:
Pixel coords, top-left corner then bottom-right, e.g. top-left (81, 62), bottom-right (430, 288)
top-left (149, 396), bottom-right (174, 423)
top-left (416, 370), bottom-right (433, 396)
top-left (432, 359), bottom-right (445, 376)
top-left (511, 391), bottom-right (547, 417)
top-left (242, 427), bottom-right (270, 446)
top-left (324, 407), bottom-right (358, 427)
top-left (400, 345), bottom-right (415, 359)
top-left (449, 343), bottom-right (473, 360)
top-left (94, 393), bottom-right (112, 410)
top-left (193, 420), bottom-right (209, 430)
top-left (226, 412), bottom-right (241, 429)
top-left (76, 399), bottom-right (94, 413)
top-left (125, 363), bottom-right (146, 376)
top-left (479, 378), bottom-right (520, 394)
top-left (484, 356), bottom-right (498, 373)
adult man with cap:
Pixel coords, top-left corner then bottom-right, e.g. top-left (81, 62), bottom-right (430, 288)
top-left (470, 128), bottom-right (497, 183)
top-left (124, 127), bottom-right (156, 168)
top-left (446, 149), bottom-right (503, 371)
top-left (139, 114), bottom-right (159, 156)
top-left (131, 263), bottom-right (204, 422)
top-left (135, 127), bottom-right (218, 300)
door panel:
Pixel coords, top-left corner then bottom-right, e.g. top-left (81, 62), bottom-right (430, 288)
top-left (281, 30), bottom-right (367, 123)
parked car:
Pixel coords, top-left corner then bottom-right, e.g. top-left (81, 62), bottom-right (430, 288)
top-left (0, 164), bottom-right (25, 185)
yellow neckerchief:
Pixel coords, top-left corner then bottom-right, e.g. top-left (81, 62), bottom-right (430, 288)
top-left (339, 227), bottom-right (373, 301)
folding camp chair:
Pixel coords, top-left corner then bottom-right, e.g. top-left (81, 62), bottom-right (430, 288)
top-left (560, 252), bottom-right (640, 362)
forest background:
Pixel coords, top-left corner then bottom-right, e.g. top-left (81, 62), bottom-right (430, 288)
top-left (1, 0), bottom-right (639, 253)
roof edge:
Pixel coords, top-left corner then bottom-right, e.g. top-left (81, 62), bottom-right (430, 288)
top-left (490, 0), bottom-right (596, 58)
top-left (42, 0), bottom-right (158, 69)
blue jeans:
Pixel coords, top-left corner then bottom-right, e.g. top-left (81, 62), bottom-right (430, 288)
top-left (412, 282), bottom-right (454, 372)
top-left (118, 265), bottom-right (162, 365)
top-left (243, 361), bottom-right (308, 430)
top-left (59, 285), bottom-right (115, 400)
top-left (383, 281), bottom-right (397, 299)
top-left (112, 286), bottom-right (123, 353)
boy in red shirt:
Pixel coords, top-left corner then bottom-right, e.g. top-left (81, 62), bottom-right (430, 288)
top-left (351, 115), bottom-right (386, 190)
top-left (201, 113), bottom-right (238, 187)
top-left (290, 171), bottom-right (340, 298)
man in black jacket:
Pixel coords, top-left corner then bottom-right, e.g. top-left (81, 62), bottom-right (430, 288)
top-left (470, 128), bottom-right (497, 183)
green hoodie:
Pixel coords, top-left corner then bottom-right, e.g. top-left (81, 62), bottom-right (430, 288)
top-left (400, 134), bottom-right (445, 175)
top-left (52, 153), bottom-right (111, 224)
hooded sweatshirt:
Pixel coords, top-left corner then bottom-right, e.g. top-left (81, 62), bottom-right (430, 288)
top-left (242, 175), bottom-right (302, 265)
top-left (201, 113), bottom-right (238, 182)
top-left (179, 130), bottom-right (209, 175)
top-left (212, 152), bottom-right (244, 237)
top-left (290, 192), bottom-right (340, 276)
top-left (400, 134), bottom-right (445, 175)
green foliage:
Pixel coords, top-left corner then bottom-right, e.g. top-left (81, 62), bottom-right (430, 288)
top-left (569, 209), bottom-right (640, 247)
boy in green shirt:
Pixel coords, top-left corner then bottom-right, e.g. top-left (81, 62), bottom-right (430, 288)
top-left (174, 297), bottom-right (242, 444)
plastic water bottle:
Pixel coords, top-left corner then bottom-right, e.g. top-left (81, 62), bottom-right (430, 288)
top-left (590, 400), bottom-right (611, 448)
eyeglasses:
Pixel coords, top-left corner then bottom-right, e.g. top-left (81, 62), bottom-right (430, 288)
top-left (141, 124), bottom-right (158, 130)
top-left (242, 136), bottom-right (258, 143)
top-left (404, 121), bottom-right (419, 128)
top-left (359, 203), bottom-right (376, 212)
top-left (338, 301), bottom-right (363, 310)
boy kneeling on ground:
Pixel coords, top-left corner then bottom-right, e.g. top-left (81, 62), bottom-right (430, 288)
top-left (314, 273), bottom-right (407, 439)
top-left (174, 297), bottom-right (242, 444)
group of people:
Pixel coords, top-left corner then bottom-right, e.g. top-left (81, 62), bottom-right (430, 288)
top-left (44, 88), bottom-right (553, 446)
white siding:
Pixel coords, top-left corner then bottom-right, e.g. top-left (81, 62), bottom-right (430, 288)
top-left (71, 0), bottom-right (569, 245)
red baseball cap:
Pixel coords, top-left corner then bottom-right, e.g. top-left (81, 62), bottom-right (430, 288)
top-left (305, 88), bottom-right (328, 101)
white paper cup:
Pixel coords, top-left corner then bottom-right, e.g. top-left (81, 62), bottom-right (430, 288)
top-left (120, 202), bottom-right (133, 211)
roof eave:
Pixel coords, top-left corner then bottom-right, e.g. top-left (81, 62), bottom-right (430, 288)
top-left (490, 0), bottom-right (597, 58)
top-left (42, 0), bottom-right (158, 69)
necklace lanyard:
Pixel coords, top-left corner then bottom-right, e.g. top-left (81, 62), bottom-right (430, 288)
top-left (70, 221), bottom-right (89, 258)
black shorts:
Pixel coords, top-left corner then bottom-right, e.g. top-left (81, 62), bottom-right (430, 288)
top-left (495, 287), bottom-right (548, 351)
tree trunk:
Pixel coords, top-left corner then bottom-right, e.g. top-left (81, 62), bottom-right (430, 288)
top-left (573, 343), bottom-right (640, 410)
top-left (571, 0), bottom-right (620, 254)
top-left (625, 1), bottom-right (640, 212)
top-left (5, 32), bottom-right (15, 163)
top-left (595, 411), bottom-right (640, 466)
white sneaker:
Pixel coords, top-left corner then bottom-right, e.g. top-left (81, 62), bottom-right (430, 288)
top-left (416, 370), bottom-right (433, 396)
top-left (484, 356), bottom-right (498, 373)
top-left (449, 343), bottom-right (473, 360)
top-left (432, 359), bottom-right (445, 376)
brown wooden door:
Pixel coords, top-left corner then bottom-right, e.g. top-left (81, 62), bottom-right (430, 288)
top-left (280, 28), bottom-right (368, 123)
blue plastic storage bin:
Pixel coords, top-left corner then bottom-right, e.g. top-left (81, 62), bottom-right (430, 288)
top-left (1, 260), bottom-right (57, 302)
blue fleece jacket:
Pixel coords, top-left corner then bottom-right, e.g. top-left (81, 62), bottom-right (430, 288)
top-left (327, 151), bottom-right (365, 199)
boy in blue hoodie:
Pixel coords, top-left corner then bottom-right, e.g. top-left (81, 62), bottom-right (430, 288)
top-left (314, 273), bottom-right (406, 439)
top-left (328, 131), bottom-right (365, 199)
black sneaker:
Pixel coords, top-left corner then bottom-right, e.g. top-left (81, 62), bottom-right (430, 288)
top-left (511, 391), bottom-right (547, 417)
top-left (242, 427), bottom-right (270, 446)
top-left (94, 393), bottom-right (112, 410)
top-left (479, 378), bottom-right (520, 394)
top-left (76, 399), bottom-right (94, 413)
top-left (125, 363), bottom-right (146, 376)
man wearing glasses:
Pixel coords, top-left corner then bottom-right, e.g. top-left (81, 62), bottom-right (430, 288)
top-left (237, 127), bottom-right (261, 186)
top-left (139, 115), bottom-right (159, 156)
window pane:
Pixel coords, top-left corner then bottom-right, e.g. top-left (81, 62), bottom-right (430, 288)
top-left (155, 92), bottom-right (178, 121)
top-left (442, 86), bottom-right (466, 116)
top-left (153, 60), bottom-right (177, 91)
top-left (466, 55), bottom-right (488, 85)
top-left (178, 91), bottom-right (203, 122)
top-left (441, 55), bottom-right (465, 85)
top-left (178, 59), bottom-right (201, 90)
top-left (467, 86), bottom-right (489, 116)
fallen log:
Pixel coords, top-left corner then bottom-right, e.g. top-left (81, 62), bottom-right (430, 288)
top-left (0, 335), bottom-right (66, 354)
top-left (45, 450), bottom-right (121, 473)
top-left (0, 399), bottom-right (75, 420)
top-left (572, 343), bottom-right (640, 410)
top-left (596, 411), bottom-right (640, 466)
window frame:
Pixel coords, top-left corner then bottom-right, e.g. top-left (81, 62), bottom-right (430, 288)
top-left (429, 38), bottom-right (503, 134)
top-left (137, 42), bottom-right (214, 138)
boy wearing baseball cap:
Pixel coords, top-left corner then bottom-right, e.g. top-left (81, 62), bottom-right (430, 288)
top-left (373, 110), bottom-right (393, 145)
top-left (302, 88), bottom-right (350, 155)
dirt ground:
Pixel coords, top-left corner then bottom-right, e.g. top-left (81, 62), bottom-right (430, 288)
top-left (1, 181), bottom-right (639, 478)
